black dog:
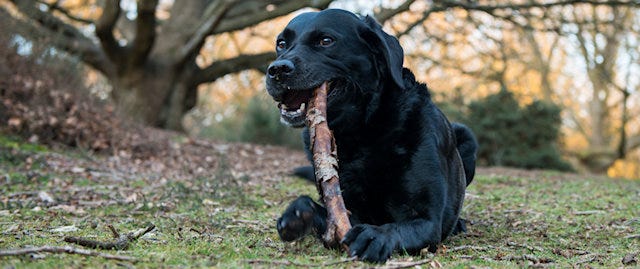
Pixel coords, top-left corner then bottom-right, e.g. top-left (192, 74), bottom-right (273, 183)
top-left (266, 9), bottom-right (478, 263)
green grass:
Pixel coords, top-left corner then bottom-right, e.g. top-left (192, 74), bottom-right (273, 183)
top-left (0, 135), bottom-right (48, 153)
top-left (0, 135), bottom-right (638, 268)
top-left (443, 174), bottom-right (639, 267)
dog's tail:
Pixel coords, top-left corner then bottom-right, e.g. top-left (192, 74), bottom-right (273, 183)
top-left (452, 123), bottom-right (478, 186)
top-left (293, 165), bottom-right (315, 182)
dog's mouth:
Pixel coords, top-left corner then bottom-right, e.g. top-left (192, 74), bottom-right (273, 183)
top-left (277, 88), bottom-right (313, 127)
top-left (277, 81), bottom-right (332, 127)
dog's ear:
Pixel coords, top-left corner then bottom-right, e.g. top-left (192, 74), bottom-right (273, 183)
top-left (359, 15), bottom-right (405, 90)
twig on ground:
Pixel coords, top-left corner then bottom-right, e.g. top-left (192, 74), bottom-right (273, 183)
top-left (378, 259), bottom-right (435, 269)
top-left (246, 259), bottom-right (299, 266)
top-left (0, 246), bottom-right (137, 262)
top-left (449, 245), bottom-right (490, 252)
top-left (107, 224), bottom-right (120, 238)
top-left (177, 227), bottom-right (184, 240)
top-left (507, 241), bottom-right (543, 252)
top-left (573, 210), bottom-right (604, 215)
top-left (6, 191), bottom-right (38, 198)
top-left (116, 261), bottom-right (136, 269)
top-left (502, 254), bottom-right (534, 262)
top-left (575, 254), bottom-right (598, 265)
top-left (552, 248), bottom-right (590, 258)
top-left (233, 219), bottom-right (262, 224)
top-left (503, 254), bottom-right (534, 262)
top-left (502, 209), bottom-right (540, 214)
top-left (480, 256), bottom-right (495, 262)
top-left (501, 254), bottom-right (554, 264)
top-left (625, 234), bottom-right (640, 239)
top-left (246, 257), bottom-right (356, 267)
top-left (64, 223), bottom-right (155, 250)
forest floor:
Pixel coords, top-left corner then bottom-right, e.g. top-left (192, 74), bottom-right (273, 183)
top-left (0, 132), bottom-right (639, 268)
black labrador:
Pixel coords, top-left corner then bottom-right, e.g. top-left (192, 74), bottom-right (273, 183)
top-left (265, 9), bottom-right (478, 263)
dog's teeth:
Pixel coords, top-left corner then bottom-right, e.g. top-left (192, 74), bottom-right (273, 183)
top-left (297, 103), bottom-right (306, 113)
top-left (281, 104), bottom-right (288, 110)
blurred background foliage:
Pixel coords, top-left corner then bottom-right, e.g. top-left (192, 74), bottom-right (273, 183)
top-left (464, 87), bottom-right (572, 171)
top-left (1, 0), bottom-right (639, 179)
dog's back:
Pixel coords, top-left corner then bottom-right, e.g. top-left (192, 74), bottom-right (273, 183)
top-left (294, 123), bottom-right (477, 187)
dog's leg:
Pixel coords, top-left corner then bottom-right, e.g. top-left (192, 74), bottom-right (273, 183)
top-left (277, 195), bottom-right (327, 242)
top-left (342, 218), bottom-right (443, 263)
top-left (292, 166), bottom-right (315, 182)
top-left (451, 218), bottom-right (467, 235)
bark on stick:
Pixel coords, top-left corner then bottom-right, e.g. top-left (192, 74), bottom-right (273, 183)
top-left (306, 81), bottom-right (351, 249)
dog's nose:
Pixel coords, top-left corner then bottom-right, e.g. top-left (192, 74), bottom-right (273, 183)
top-left (267, 59), bottom-right (295, 80)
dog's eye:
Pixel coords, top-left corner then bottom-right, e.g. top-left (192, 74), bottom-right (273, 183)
top-left (277, 40), bottom-right (286, 50)
top-left (319, 37), bottom-right (334, 47)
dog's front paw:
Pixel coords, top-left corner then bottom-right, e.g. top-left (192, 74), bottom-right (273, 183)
top-left (342, 224), bottom-right (398, 263)
top-left (277, 196), bottom-right (320, 241)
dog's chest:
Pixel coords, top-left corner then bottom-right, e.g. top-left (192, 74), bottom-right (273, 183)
top-left (337, 149), bottom-right (409, 224)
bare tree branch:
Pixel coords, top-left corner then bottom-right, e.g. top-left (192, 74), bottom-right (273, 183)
top-left (195, 52), bottom-right (276, 84)
top-left (178, 0), bottom-right (235, 66)
top-left (6, 1), bottom-right (115, 76)
top-left (439, 0), bottom-right (639, 12)
top-left (37, 0), bottom-right (93, 24)
top-left (399, 0), bottom-right (640, 37)
top-left (520, 25), bottom-right (557, 101)
top-left (397, 6), bottom-right (448, 36)
top-left (129, 0), bottom-right (159, 67)
top-left (618, 31), bottom-right (640, 155)
top-left (374, 0), bottom-right (417, 23)
top-left (185, 0), bottom-right (335, 77)
top-left (566, 109), bottom-right (590, 139)
top-left (212, 0), bottom-right (333, 35)
top-left (95, 0), bottom-right (123, 64)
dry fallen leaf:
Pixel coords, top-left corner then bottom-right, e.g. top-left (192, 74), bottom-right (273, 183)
top-left (3, 224), bottom-right (21, 234)
top-left (38, 191), bottom-right (55, 204)
top-left (622, 253), bottom-right (638, 265)
top-left (49, 205), bottom-right (86, 215)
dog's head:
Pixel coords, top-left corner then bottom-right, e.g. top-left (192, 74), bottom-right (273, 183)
top-left (265, 9), bottom-right (405, 128)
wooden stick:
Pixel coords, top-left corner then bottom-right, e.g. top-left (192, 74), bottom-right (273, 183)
top-left (64, 223), bottom-right (155, 250)
top-left (0, 246), bottom-right (137, 262)
top-left (306, 81), bottom-right (351, 249)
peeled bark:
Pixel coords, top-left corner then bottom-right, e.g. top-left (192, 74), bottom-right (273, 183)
top-left (306, 82), bottom-right (351, 249)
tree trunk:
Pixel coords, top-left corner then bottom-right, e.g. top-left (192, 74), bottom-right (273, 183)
top-left (163, 79), bottom-right (196, 131)
top-left (586, 68), bottom-right (611, 150)
top-left (110, 63), bottom-right (194, 130)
